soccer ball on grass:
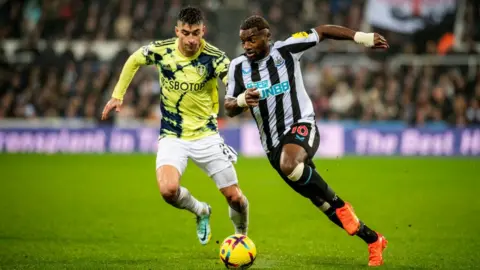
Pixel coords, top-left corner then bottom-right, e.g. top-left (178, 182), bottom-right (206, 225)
top-left (219, 234), bottom-right (257, 269)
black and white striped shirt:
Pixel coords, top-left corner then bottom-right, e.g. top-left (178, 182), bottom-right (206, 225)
top-left (226, 29), bottom-right (319, 152)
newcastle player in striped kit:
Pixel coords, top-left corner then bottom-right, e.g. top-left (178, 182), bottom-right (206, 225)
top-left (224, 16), bottom-right (389, 267)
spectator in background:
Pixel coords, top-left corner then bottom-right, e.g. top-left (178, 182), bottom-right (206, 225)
top-left (382, 79), bottom-right (400, 120)
top-left (453, 95), bottom-right (468, 127)
top-left (114, 1), bottom-right (133, 40)
top-left (23, 0), bottom-right (42, 34)
top-left (360, 75), bottom-right (384, 120)
top-left (303, 63), bottom-right (321, 99)
top-left (330, 81), bottom-right (354, 119)
top-left (82, 42), bottom-right (99, 63)
top-left (466, 98), bottom-right (480, 124)
top-left (37, 39), bottom-right (58, 68)
top-left (431, 86), bottom-right (453, 122)
top-left (14, 35), bottom-right (40, 71)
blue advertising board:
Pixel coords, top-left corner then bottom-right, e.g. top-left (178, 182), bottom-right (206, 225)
top-left (1, 123), bottom-right (479, 156)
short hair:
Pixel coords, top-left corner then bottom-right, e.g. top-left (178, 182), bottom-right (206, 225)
top-left (177, 6), bottom-right (204, 25)
top-left (240, 15), bottom-right (270, 31)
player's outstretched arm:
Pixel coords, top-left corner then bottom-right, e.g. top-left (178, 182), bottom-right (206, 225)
top-left (314, 25), bottom-right (389, 49)
top-left (101, 49), bottom-right (148, 120)
top-left (224, 88), bottom-right (259, 118)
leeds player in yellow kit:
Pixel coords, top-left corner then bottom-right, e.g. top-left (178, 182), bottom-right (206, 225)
top-left (101, 7), bottom-right (249, 245)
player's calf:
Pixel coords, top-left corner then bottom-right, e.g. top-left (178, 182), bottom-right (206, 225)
top-left (281, 160), bottom-right (345, 209)
top-left (225, 188), bottom-right (249, 235)
top-left (288, 165), bottom-right (361, 235)
top-left (279, 144), bottom-right (344, 206)
top-left (157, 165), bottom-right (211, 245)
top-left (279, 147), bottom-right (360, 235)
top-left (159, 183), bottom-right (180, 205)
top-left (222, 186), bottom-right (246, 213)
top-left (215, 169), bottom-right (249, 235)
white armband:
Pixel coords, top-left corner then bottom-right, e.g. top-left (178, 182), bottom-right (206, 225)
top-left (354, 32), bottom-right (375, 47)
top-left (237, 92), bottom-right (248, 107)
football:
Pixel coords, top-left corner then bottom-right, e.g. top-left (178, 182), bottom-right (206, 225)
top-left (219, 234), bottom-right (257, 269)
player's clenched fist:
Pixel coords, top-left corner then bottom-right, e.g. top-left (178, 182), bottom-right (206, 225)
top-left (101, 97), bottom-right (122, 120)
top-left (245, 88), bottom-right (260, 107)
top-left (237, 87), bottom-right (260, 107)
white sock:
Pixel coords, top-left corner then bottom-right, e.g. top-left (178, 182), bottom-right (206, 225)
top-left (174, 187), bottom-right (206, 216)
top-left (229, 195), bottom-right (249, 235)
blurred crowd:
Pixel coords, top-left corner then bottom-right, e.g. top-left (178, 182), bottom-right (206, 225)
top-left (1, 0), bottom-right (479, 126)
top-left (303, 64), bottom-right (480, 126)
top-left (0, 0), bottom-right (222, 41)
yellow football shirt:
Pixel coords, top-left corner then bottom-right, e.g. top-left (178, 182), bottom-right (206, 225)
top-left (112, 38), bottom-right (230, 140)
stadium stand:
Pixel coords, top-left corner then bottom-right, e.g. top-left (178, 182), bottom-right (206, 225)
top-left (1, 0), bottom-right (479, 127)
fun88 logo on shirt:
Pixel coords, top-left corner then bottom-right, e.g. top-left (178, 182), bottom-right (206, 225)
top-left (246, 80), bottom-right (291, 100)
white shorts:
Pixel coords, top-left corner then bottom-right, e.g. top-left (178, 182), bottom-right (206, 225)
top-left (155, 134), bottom-right (238, 188)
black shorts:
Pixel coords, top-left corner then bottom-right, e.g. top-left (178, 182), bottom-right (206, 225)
top-left (267, 122), bottom-right (320, 174)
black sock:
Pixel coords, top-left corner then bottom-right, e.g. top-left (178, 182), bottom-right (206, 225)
top-left (298, 165), bottom-right (345, 208)
top-left (356, 222), bottom-right (379, 244)
top-left (309, 196), bottom-right (344, 229)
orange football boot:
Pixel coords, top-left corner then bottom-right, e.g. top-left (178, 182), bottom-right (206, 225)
top-left (368, 233), bottom-right (388, 267)
top-left (335, 202), bottom-right (360, 235)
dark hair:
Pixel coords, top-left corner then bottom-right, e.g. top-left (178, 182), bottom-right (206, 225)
top-left (177, 6), bottom-right (204, 25)
top-left (240, 15), bottom-right (270, 31)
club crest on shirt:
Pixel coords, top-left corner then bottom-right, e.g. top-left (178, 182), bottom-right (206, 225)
top-left (274, 56), bottom-right (285, 67)
top-left (292, 31), bottom-right (308, 38)
top-left (196, 65), bottom-right (206, 76)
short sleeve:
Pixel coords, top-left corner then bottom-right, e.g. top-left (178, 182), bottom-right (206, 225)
top-left (274, 29), bottom-right (320, 59)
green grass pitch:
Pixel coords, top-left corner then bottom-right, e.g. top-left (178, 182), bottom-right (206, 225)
top-left (0, 154), bottom-right (479, 269)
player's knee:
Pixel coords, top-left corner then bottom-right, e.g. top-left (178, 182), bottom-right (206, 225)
top-left (280, 143), bottom-right (309, 180)
top-left (280, 155), bottom-right (301, 178)
top-left (156, 165), bottom-right (181, 202)
top-left (159, 183), bottom-right (179, 202)
top-left (282, 162), bottom-right (304, 182)
top-left (227, 191), bottom-right (243, 205)
top-left (158, 176), bottom-right (179, 202)
top-left (221, 185), bottom-right (243, 204)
